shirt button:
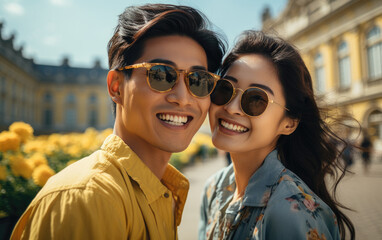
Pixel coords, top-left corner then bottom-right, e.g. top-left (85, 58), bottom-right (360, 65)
top-left (164, 192), bottom-right (170, 198)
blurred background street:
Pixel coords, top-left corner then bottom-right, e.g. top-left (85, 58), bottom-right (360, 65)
top-left (178, 154), bottom-right (382, 240)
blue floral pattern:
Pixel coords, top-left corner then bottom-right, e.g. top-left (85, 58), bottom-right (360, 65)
top-left (198, 150), bottom-right (340, 240)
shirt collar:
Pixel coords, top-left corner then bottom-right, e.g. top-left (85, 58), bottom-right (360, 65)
top-left (241, 150), bottom-right (285, 207)
top-left (101, 134), bottom-right (189, 225)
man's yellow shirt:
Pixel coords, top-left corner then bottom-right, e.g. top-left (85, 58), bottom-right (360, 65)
top-left (11, 134), bottom-right (189, 240)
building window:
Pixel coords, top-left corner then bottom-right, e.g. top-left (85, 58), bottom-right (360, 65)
top-left (0, 97), bottom-right (4, 123)
top-left (89, 93), bottom-right (98, 104)
top-left (66, 93), bottom-right (76, 104)
top-left (42, 92), bottom-right (54, 128)
top-left (369, 110), bottom-right (382, 139)
top-left (88, 110), bottom-right (98, 127)
top-left (0, 77), bottom-right (5, 94)
top-left (88, 94), bottom-right (98, 127)
top-left (65, 108), bottom-right (77, 126)
top-left (44, 92), bottom-right (53, 103)
top-left (43, 109), bottom-right (53, 127)
top-left (366, 26), bottom-right (382, 80)
top-left (12, 84), bottom-right (16, 99)
top-left (65, 93), bottom-right (77, 126)
top-left (314, 53), bottom-right (325, 93)
top-left (337, 41), bottom-right (351, 89)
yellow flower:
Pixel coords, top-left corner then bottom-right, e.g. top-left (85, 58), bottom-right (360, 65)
top-left (0, 131), bottom-right (21, 152)
top-left (65, 145), bottom-right (82, 157)
top-left (101, 128), bottom-right (113, 139)
top-left (28, 152), bottom-right (48, 167)
top-left (9, 154), bottom-right (34, 179)
top-left (32, 165), bottom-right (55, 187)
top-left (9, 122), bottom-right (34, 143)
top-left (0, 166), bottom-right (7, 180)
top-left (306, 228), bottom-right (327, 240)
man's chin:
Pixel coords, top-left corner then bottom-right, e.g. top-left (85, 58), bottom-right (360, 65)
top-left (160, 143), bottom-right (190, 154)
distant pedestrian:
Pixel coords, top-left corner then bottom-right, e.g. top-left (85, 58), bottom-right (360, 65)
top-left (361, 130), bottom-right (373, 173)
top-left (342, 140), bottom-right (354, 169)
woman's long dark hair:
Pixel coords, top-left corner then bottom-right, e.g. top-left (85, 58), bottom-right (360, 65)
top-left (220, 30), bottom-right (355, 240)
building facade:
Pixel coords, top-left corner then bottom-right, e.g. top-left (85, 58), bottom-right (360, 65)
top-left (0, 22), bottom-right (111, 133)
top-left (263, 0), bottom-right (382, 158)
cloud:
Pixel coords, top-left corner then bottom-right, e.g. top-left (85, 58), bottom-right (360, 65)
top-left (50, 0), bottom-right (71, 6)
top-left (43, 36), bottom-right (58, 46)
top-left (4, 2), bottom-right (25, 15)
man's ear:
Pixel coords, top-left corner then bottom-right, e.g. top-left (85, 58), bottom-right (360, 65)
top-left (107, 70), bottom-right (123, 104)
top-left (279, 117), bottom-right (299, 136)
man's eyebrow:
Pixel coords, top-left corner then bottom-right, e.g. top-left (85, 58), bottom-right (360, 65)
top-left (190, 65), bottom-right (207, 71)
top-left (223, 75), bottom-right (274, 95)
top-left (148, 59), bottom-right (207, 71)
top-left (148, 59), bottom-right (175, 66)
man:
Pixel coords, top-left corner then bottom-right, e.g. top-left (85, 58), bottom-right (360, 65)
top-left (11, 4), bottom-right (225, 239)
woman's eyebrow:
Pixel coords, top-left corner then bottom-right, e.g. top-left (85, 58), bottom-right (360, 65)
top-left (249, 83), bottom-right (274, 96)
top-left (224, 75), bottom-right (274, 95)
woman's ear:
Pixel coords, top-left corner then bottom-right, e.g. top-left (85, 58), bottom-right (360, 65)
top-left (280, 117), bottom-right (299, 136)
top-left (107, 70), bottom-right (123, 104)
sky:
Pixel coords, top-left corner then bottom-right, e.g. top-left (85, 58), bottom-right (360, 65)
top-left (0, 0), bottom-right (288, 68)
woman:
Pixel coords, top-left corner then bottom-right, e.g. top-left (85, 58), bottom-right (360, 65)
top-left (199, 31), bottom-right (354, 240)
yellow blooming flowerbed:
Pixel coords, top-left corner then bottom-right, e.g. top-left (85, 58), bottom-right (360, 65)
top-left (0, 122), bottom-right (216, 218)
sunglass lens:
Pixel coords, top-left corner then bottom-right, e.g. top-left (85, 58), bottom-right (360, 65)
top-left (241, 88), bottom-right (268, 116)
top-left (211, 80), bottom-right (234, 105)
top-left (148, 65), bottom-right (177, 91)
top-left (188, 71), bottom-right (216, 97)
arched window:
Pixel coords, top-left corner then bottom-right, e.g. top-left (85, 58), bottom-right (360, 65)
top-left (314, 53), bottom-right (325, 93)
top-left (366, 26), bottom-right (382, 80)
top-left (337, 41), bottom-right (351, 89)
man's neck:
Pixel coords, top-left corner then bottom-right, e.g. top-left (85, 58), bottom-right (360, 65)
top-left (113, 128), bottom-right (172, 180)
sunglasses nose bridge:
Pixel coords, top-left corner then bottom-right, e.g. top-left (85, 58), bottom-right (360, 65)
top-left (234, 88), bottom-right (244, 100)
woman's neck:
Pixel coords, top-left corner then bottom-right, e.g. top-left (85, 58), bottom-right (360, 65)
top-left (230, 147), bottom-right (275, 200)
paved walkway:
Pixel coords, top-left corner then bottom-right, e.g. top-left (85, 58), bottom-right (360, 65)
top-left (178, 156), bottom-right (382, 240)
top-left (178, 155), bottom-right (226, 240)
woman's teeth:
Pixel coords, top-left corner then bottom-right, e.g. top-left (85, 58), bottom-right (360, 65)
top-left (220, 119), bottom-right (248, 132)
top-left (158, 114), bottom-right (188, 126)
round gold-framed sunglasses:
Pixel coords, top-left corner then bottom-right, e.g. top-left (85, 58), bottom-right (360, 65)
top-left (210, 79), bottom-right (289, 117)
top-left (118, 62), bottom-right (220, 98)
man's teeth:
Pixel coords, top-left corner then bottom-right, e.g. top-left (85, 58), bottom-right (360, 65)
top-left (158, 114), bottom-right (188, 126)
top-left (221, 120), bottom-right (248, 132)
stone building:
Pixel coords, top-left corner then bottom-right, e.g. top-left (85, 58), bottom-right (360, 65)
top-left (0, 22), bottom-right (111, 133)
top-left (263, 0), bottom-right (382, 158)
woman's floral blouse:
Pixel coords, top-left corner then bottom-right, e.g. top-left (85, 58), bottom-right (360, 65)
top-left (198, 150), bottom-right (340, 240)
